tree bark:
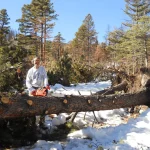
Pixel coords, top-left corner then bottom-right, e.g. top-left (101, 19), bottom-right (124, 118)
top-left (95, 80), bottom-right (128, 95)
top-left (1, 67), bottom-right (150, 120)
top-left (0, 88), bottom-right (150, 119)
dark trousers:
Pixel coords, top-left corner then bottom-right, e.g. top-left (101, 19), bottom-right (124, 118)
top-left (32, 86), bottom-right (48, 125)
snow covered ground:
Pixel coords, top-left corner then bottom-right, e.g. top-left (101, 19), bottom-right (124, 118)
top-left (10, 80), bottom-right (150, 150)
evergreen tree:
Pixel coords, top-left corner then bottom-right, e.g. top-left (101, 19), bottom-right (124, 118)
top-left (72, 14), bottom-right (97, 64)
top-left (83, 14), bottom-right (98, 64)
top-left (107, 27), bottom-right (126, 69)
top-left (124, 0), bottom-right (150, 26)
top-left (47, 52), bottom-right (72, 86)
top-left (57, 52), bottom-right (72, 86)
top-left (0, 9), bottom-right (10, 46)
top-left (123, 0), bottom-right (150, 68)
top-left (17, 0), bottom-right (58, 63)
top-left (134, 16), bottom-right (150, 67)
top-left (17, 4), bottom-right (40, 56)
top-left (52, 32), bottom-right (65, 60)
top-left (72, 24), bottom-right (88, 61)
top-left (0, 9), bottom-right (28, 91)
top-left (107, 0), bottom-right (150, 73)
top-left (0, 44), bottom-right (28, 92)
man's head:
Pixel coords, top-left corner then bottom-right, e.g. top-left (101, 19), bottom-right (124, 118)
top-left (32, 57), bottom-right (40, 68)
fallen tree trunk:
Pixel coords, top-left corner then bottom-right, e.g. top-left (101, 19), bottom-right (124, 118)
top-left (0, 67), bottom-right (150, 120)
top-left (95, 80), bottom-right (128, 95)
top-left (0, 88), bottom-right (150, 119)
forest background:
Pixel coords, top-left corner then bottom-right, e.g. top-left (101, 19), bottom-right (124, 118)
top-left (0, 0), bottom-right (150, 92)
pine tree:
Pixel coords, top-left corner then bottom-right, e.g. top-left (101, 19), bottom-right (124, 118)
top-left (107, 27), bottom-right (126, 69)
top-left (0, 9), bottom-right (10, 46)
top-left (123, 0), bottom-right (150, 68)
top-left (0, 43), bottom-right (28, 91)
top-left (72, 24), bottom-right (88, 61)
top-left (134, 16), bottom-right (150, 67)
top-left (72, 14), bottom-right (98, 64)
top-left (0, 9), bottom-right (29, 91)
top-left (52, 32), bottom-right (65, 60)
top-left (83, 14), bottom-right (98, 64)
top-left (57, 52), bottom-right (72, 86)
top-left (124, 0), bottom-right (150, 26)
top-left (16, 4), bottom-right (40, 56)
top-left (17, 0), bottom-right (58, 64)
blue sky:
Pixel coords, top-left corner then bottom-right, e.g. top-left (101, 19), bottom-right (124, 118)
top-left (0, 0), bottom-right (127, 43)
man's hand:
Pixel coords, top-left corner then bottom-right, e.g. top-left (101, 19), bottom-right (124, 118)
top-left (31, 90), bottom-right (36, 96)
top-left (46, 85), bottom-right (50, 90)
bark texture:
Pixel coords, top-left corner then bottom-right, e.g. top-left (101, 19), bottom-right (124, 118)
top-left (0, 88), bottom-right (150, 119)
top-left (95, 80), bottom-right (128, 95)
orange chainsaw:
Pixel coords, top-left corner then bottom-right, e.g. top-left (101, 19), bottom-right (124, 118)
top-left (32, 86), bottom-right (50, 96)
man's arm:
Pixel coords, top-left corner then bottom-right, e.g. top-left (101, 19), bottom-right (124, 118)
top-left (26, 70), bottom-right (35, 93)
top-left (43, 67), bottom-right (49, 88)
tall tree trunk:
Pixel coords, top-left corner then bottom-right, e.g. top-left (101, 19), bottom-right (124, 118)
top-left (40, 23), bottom-right (44, 61)
top-left (43, 18), bottom-right (46, 66)
top-left (144, 39), bottom-right (148, 67)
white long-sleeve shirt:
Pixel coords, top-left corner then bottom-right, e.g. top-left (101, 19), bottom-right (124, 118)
top-left (26, 66), bottom-right (49, 93)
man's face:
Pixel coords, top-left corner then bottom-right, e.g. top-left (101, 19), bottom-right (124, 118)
top-left (34, 58), bottom-right (40, 66)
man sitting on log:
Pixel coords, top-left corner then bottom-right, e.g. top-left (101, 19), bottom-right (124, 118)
top-left (26, 56), bottom-right (50, 128)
